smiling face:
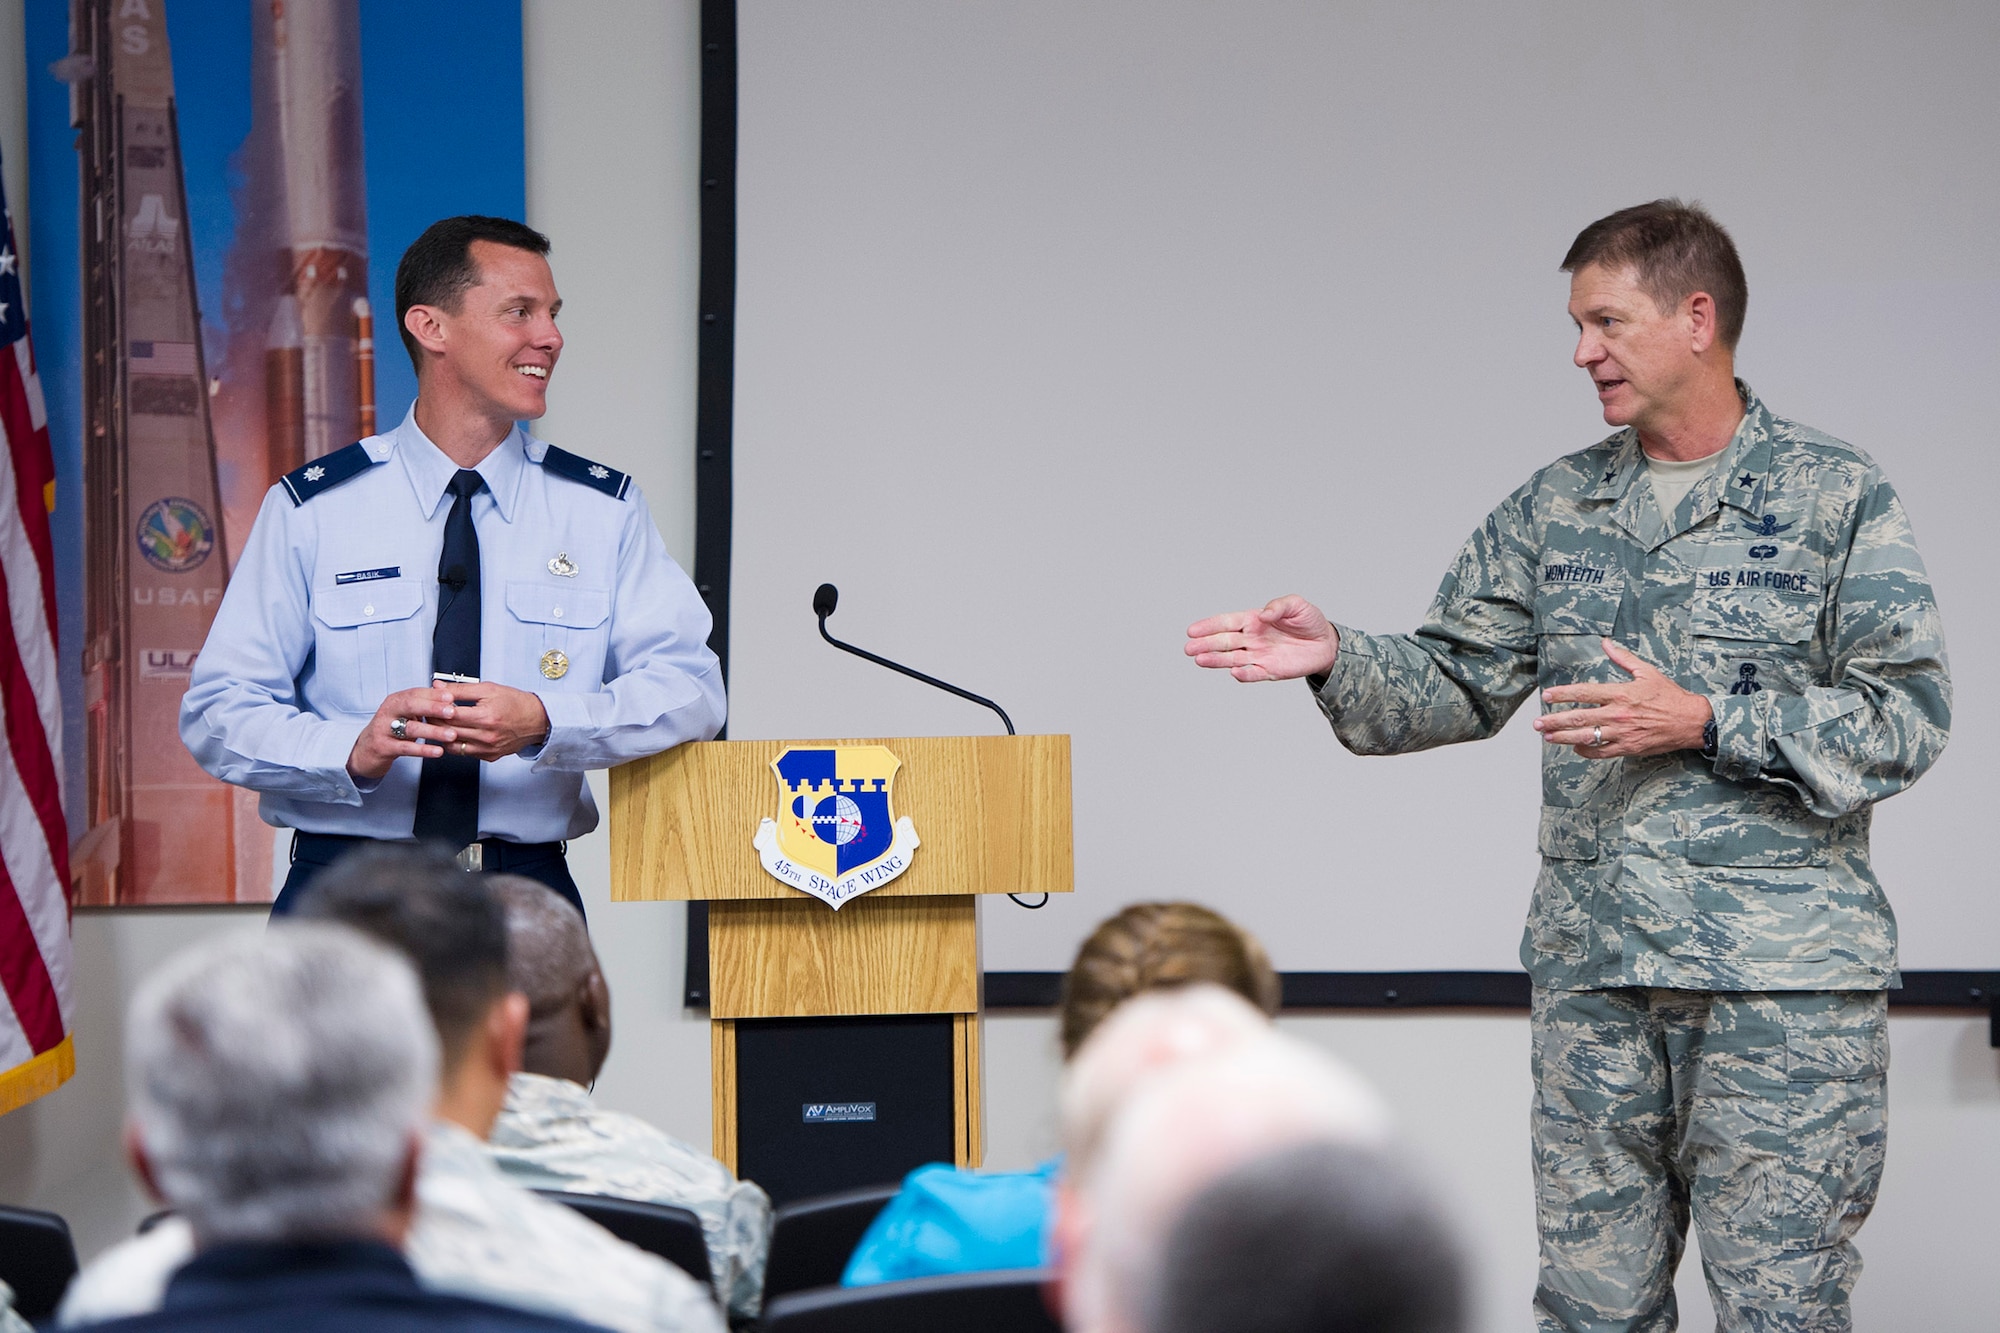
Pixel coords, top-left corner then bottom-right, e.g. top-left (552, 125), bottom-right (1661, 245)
top-left (415, 240), bottom-right (563, 423)
top-left (1567, 262), bottom-right (1705, 442)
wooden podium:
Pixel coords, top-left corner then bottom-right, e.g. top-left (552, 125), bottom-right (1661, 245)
top-left (610, 735), bottom-right (1071, 1201)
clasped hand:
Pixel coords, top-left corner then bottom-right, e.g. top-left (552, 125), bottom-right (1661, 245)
top-left (1534, 639), bottom-right (1711, 759)
top-left (347, 682), bottom-right (552, 781)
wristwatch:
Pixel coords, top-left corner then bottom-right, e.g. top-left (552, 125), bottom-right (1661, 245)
top-left (1700, 717), bottom-right (1718, 759)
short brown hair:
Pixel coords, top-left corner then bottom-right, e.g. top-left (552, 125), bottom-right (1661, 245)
top-left (395, 215), bottom-right (552, 371)
top-left (1561, 199), bottom-right (1747, 349)
top-left (1058, 902), bottom-right (1282, 1059)
top-left (295, 843), bottom-right (509, 1068)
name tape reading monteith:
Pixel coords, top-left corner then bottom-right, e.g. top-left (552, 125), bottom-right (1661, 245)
top-left (803, 1102), bottom-right (877, 1124)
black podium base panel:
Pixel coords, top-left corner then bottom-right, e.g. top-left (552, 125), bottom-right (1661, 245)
top-left (734, 1014), bottom-right (958, 1206)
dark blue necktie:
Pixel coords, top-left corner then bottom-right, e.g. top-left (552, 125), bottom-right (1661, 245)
top-left (413, 469), bottom-right (485, 847)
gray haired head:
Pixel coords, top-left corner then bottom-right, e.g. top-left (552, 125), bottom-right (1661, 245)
top-left (1149, 1141), bottom-right (1467, 1333)
top-left (124, 923), bottom-right (439, 1245)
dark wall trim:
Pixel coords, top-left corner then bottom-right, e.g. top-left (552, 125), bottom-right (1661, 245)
top-left (986, 971), bottom-right (1539, 1011)
top-left (990, 969), bottom-right (1999, 1030)
top-left (693, 0), bottom-right (737, 675)
top-left (684, 0), bottom-right (739, 1008)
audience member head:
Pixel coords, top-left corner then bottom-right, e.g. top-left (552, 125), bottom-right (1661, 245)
top-left (1049, 987), bottom-right (1279, 1332)
top-left (1058, 985), bottom-right (1274, 1181)
top-left (491, 875), bottom-right (611, 1088)
top-left (296, 844), bottom-right (525, 1137)
top-left (1065, 1032), bottom-right (1393, 1333)
top-left (1059, 902), bottom-right (1280, 1060)
top-left (1150, 1141), bottom-right (1466, 1333)
top-left (123, 924), bottom-right (436, 1248)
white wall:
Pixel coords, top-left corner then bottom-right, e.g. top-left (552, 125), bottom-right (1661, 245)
top-left (724, 0), bottom-right (2000, 978)
top-left (4, 5), bottom-right (1997, 1332)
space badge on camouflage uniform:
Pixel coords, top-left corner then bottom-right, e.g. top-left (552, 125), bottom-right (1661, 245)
top-left (752, 745), bottom-right (921, 910)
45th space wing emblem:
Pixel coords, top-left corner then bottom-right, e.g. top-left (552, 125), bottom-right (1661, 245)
top-left (753, 746), bottom-right (921, 909)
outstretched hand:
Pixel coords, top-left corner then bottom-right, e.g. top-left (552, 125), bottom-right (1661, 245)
top-left (1534, 639), bottom-right (1712, 759)
top-left (1184, 595), bottom-right (1340, 682)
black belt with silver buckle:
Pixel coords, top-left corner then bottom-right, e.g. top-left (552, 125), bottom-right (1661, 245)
top-left (293, 832), bottom-right (566, 873)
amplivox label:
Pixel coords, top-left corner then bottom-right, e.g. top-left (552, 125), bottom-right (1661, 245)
top-left (803, 1102), bottom-right (877, 1124)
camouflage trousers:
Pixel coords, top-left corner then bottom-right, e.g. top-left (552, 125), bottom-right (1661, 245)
top-left (1530, 987), bottom-right (1888, 1333)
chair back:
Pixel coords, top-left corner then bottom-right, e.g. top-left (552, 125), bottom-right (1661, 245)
top-left (0, 1204), bottom-right (79, 1324)
top-left (761, 1181), bottom-right (900, 1299)
top-left (761, 1268), bottom-right (1059, 1333)
top-left (534, 1190), bottom-right (711, 1288)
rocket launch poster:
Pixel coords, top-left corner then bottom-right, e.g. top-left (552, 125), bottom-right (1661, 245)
top-left (25, 1), bottom-right (526, 905)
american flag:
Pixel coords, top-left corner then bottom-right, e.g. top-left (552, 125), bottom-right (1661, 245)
top-left (128, 340), bottom-right (198, 376)
top-left (0, 149), bottom-right (75, 1116)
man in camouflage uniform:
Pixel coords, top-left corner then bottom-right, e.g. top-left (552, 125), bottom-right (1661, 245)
top-left (1185, 200), bottom-right (1950, 1331)
top-left (487, 877), bottom-right (772, 1321)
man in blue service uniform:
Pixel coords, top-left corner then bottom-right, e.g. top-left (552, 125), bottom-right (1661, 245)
top-left (181, 217), bottom-right (726, 915)
top-left (1186, 202), bottom-right (1950, 1331)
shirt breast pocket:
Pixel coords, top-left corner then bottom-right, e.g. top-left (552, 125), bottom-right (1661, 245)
top-left (312, 580), bottom-right (425, 714)
top-left (1689, 588), bottom-right (1817, 696)
top-left (1534, 578), bottom-right (1622, 687)
top-left (505, 580), bottom-right (611, 689)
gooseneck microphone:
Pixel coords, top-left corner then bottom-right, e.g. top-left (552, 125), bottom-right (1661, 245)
top-left (815, 584), bottom-right (1042, 908)
top-left (812, 582), bottom-right (1015, 736)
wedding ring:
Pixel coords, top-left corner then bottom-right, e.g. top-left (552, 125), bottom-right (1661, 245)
top-left (1592, 726), bottom-right (1603, 747)
top-left (389, 717), bottom-right (409, 741)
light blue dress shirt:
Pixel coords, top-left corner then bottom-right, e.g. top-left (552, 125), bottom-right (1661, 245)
top-left (840, 1157), bottom-right (1061, 1287)
top-left (180, 408), bottom-right (726, 843)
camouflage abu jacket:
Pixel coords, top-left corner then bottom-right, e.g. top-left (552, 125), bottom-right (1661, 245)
top-left (1315, 385), bottom-right (1950, 992)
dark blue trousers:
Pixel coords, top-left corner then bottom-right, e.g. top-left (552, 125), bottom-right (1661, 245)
top-left (271, 833), bottom-right (585, 920)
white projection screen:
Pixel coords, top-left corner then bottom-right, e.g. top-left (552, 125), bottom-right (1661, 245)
top-left (724, 2), bottom-right (1998, 974)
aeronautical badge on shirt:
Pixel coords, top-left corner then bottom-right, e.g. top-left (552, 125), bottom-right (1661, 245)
top-left (752, 745), bottom-right (921, 909)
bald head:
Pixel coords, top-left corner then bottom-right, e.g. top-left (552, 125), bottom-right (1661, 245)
top-left (1059, 985), bottom-right (1274, 1183)
top-left (491, 876), bottom-right (610, 1087)
top-left (1066, 1032), bottom-right (1394, 1333)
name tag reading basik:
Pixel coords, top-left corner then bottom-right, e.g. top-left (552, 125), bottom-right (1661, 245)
top-left (753, 745), bottom-right (920, 910)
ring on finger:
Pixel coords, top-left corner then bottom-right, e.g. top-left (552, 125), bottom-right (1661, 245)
top-left (389, 717), bottom-right (409, 741)
top-left (1591, 725), bottom-right (1603, 747)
